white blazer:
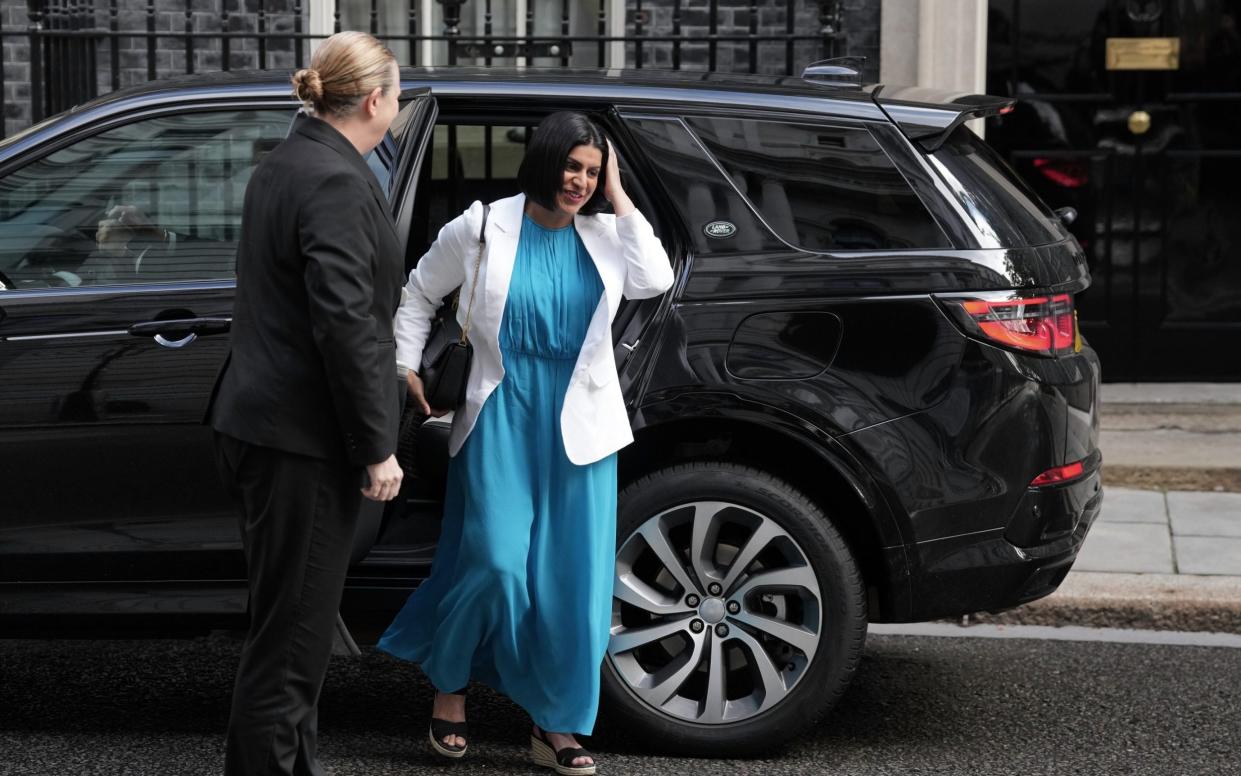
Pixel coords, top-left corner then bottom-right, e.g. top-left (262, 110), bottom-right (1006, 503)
top-left (395, 193), bottom-right (674, 465)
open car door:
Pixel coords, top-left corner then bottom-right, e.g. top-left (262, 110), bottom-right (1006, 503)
top-left (349, 87), bottom-right (438, 565)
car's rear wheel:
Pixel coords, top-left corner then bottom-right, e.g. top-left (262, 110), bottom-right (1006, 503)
top-left (602, 462), bottom-right (866, 756)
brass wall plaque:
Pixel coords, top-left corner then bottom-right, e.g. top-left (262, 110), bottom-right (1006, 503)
top-left (1106, 37), bottom-right (1180, 70)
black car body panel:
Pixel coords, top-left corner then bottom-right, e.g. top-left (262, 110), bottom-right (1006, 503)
top-left (0, 282), bottom-right (238, 585)
top-left (0, 67), bottom-right (1101, 638)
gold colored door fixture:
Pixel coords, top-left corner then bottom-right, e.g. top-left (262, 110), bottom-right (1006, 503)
top-left (1128, 110), bottom-right (1152, 135)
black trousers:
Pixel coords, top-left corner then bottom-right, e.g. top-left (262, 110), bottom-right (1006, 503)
top-left (214, 432), bottom-right (362, 776)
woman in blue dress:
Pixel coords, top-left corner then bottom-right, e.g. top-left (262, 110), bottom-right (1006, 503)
top-left (384, 112), bottom-right (674, 775)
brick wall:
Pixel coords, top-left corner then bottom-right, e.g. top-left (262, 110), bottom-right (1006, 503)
top-left (98, 0), bottom-right (302, 92)
top-left (1, 0), bottom-right (302, 137)
top-left (841, 0), bottom-right (880, 83)
top-left (627, 1), bottom-right (879, 81)
top-left (3, 1), bottom-right (32, 138)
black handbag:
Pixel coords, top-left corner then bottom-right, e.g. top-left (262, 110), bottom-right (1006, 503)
top-left (418, 203), bottom-right (489, 411)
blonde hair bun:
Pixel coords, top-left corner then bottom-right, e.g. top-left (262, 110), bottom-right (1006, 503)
top-left (292, 68), bottom-right (324, 106)
top-left (291, 32), bottom-right (396, 118)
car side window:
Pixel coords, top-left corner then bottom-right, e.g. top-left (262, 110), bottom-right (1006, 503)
top-left (684, 117), bottom-right (951, 252)
top-left (364, 136), bottom-right (396, 198)
top-left (622, 114), bottom-right (789, 256)
top-left (0, 109), bottom-right (291, 289)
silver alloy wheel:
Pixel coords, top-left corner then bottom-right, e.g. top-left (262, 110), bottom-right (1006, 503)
top-left (608, 500), bottom-right (823, 725)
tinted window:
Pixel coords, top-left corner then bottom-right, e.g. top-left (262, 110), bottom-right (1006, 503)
top-left (0, 109), bottom-right (291, 289)
top-left (623, 114), bottom-right (788, 256)
top-left (930, 126), bottom-right (1064, 247)
top-left (686, 117), bottom-right (950, 251)
top-left (365, 138), bottom-right (394, 197)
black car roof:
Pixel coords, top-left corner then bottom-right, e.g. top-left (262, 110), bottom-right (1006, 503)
top-left (86, 66), bottom-right (890, 105)
top-left (1, 67), bottom-right (1013, 158)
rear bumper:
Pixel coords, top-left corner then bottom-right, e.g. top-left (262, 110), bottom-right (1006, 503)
top-left (886, 458), bottom-right (1103, 621)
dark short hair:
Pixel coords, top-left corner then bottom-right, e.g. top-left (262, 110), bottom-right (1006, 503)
top-left (518, 112), bottom-right (611, 215)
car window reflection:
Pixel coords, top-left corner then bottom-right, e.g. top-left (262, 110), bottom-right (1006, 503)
top-left (0, 110), bottom-right (290, 290)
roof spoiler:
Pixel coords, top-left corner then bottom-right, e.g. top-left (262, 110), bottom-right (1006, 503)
top-left (871, 84), bottom-right (1015, 152)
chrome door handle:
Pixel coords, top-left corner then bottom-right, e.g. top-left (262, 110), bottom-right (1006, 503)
top-left (128, 317), bottom-right (231, 338)
top-left (155, 332), bottom-right (197, 349)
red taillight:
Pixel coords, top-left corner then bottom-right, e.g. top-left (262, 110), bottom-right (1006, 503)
top-left (1032, 157), bottom-right (1089, 188)
top-left (1030, 461), bottom-right (1085, 487)
top-left (952, 293), bottom-right (1076, 356)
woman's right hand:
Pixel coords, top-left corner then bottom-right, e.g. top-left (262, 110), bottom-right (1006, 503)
top-left (406, 370), bottom-right (451, 417)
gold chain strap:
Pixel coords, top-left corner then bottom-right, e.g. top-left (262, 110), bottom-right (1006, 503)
top-left (458, 204), bottom-right (488, 346)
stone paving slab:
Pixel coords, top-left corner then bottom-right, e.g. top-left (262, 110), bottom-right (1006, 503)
top-left (1097, 487), bottom-right (1167, 524)
top-left (1075, 521), bottom-right (1174, 574)
top-left (1100, 428), bottom-right (1241, 468)
top-left (1101, 382), bottom-right (1241, 404)
top-left (1101, 403), bottom-right (1241, 432)
top-left (1174, 536), bottom-right (1241, 576)
top-left (1167, 491), bottom-right (1241, 538)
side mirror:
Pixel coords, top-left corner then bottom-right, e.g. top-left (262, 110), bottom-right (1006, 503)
top-left (1054, 206), bottom-right (1078, 227)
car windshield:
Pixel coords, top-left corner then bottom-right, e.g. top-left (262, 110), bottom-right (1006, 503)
top-left (929, 126), bottom-right (1064, 248)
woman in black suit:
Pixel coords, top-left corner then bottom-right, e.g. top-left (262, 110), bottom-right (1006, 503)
top-left (207, 31), bottom-right (405, 776)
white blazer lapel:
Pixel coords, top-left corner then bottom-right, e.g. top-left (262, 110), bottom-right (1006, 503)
top-left (575, 214), bottom-right (622, 307)
top-left (571, 214), bottom-right (625, 391)
top-left (480, 195), bottom-right (524, 335)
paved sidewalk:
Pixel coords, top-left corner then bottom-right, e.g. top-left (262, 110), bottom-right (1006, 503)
top-left (1099, 382), bottom-right (1241, 469)
top-left (1077, 487), bottom-right (1241, 576)
top-left (1088, 383), bottom-right (1241, 578)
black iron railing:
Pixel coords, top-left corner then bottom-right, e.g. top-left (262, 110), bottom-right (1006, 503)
top-left (2, 0), bottom-right (846, 136)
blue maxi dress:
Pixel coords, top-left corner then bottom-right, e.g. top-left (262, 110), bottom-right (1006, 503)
top-left (379, 214), bottom-right (617, 735)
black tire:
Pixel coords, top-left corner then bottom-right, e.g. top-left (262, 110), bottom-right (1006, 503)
top-left (601, 462), bottom-right (866, 757)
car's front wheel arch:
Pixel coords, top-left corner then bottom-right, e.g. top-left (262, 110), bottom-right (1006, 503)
top-left (620, 411), bottom-right (905, 619)
top-left (602, 461), bottom-right (867, 756)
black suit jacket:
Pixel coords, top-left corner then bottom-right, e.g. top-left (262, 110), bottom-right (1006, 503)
top-left (208, 114), bottom-right (402, 467)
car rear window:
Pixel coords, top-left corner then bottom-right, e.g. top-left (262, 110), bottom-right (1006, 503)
top-left (929, 126), bottom-right (1064, 247)
top-left (684, 117), bottom-right (950, 251)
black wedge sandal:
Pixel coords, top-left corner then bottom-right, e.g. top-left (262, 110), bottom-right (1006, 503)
top-left (530, 726), bottom-right (596, 776)
top-left (428, 687), bottom-right (469, 759)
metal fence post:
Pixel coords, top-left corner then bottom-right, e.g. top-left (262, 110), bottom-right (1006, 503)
top-left (438, 0), bottom-right (465, 66)
top-left (819, 0), bottom-right (844, 60)
top-left (146, 0), bottom-right (156, 81)
top-left (108, 0), bottom-right (119, 91)
top-left (221, 0), bottom-right (231, 71)
top-left (294, 0), bottom-right (304, 65)
top-left (26, 0), bottom-right (45, 122)
top-left (1, 5), bottom-right (6, 132)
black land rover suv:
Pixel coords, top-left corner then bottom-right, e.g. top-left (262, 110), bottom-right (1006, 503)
top-left (0, 67), bottom-right (1102, 755)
